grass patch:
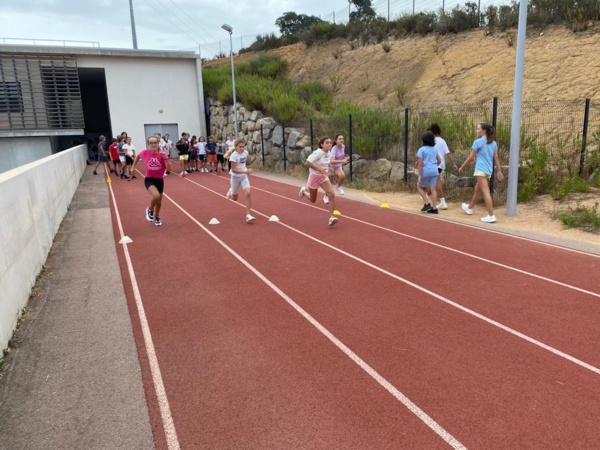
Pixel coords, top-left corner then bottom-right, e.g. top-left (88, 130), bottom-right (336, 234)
top-left (552, 175), bottom-right (588, 200)
top-left (555, 202), bottom-right (600, 233)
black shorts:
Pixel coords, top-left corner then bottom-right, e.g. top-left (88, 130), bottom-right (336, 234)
top-left (145, 177), bottom-right (164, 194)
top-left (198, 154), bottom-right (206, 162)
top-left (438, 168), bottom-right (443, 174)
top-left (217, 154), bottom-right (225, 164)
top-left (125, 156), bottom-right (134, 166)
top-left (112, 158), bottom-right (121, 166)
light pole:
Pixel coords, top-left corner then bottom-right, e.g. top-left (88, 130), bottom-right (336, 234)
top-left (221, 23), bottom-right (238, 139)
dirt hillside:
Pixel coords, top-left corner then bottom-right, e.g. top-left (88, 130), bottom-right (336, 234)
top-left (208, 25), bottom-right (599, 108)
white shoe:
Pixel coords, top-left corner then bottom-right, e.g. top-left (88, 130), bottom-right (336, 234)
top-left (328, 216), bottom-right (339, 226)
top-left (226, 189), bottom-right (232, 200)
top-left (481, 215), bottom-right (496, 223)
top-left (299, 186), bottom-right (306, 198)
top-left (336, 186), bottom-right (345, 195)
top-left (462, 203), bottom-right (473, 215)
top-left (323, 195), bottom-right (329, 204)
top-left (437, 202), bottom-right (448, 210)
top-left (246, 214), bottom-right (256, 222)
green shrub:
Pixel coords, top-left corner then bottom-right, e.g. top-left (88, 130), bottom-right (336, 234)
top-left (552, 175), bottom-right (588, 199)
top-left (294, 81), bottom-right (332, 112)
top-left (266, 94), bottom-right (305, 123)
top-left (517, 142), bottom-right (555, 201)
top-left (436, 3), bottom-right (480, 34)
top-left (555, 202), bottom-right (600, 233)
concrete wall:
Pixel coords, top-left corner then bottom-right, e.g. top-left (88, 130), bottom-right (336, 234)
top-left (77, 55), bottom-right (205, 149)
top-left (0, 137), bottom-right (54, 174)
top-left (0, 144), bottom-right (87, 351)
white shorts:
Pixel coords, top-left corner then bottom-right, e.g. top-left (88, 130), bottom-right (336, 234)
top-left (231, 175), bottom-right (250, 194)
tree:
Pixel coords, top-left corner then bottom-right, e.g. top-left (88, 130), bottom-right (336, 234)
top-left (275, 12), bottom-right (324, 36)
top-left (349, 0), bottom-right (376, 22)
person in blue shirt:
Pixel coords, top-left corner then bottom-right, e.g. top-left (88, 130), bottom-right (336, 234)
top-left (417, 131), bottom-right (442, 214)
top-left (458, 123), bottom-right (504, 223)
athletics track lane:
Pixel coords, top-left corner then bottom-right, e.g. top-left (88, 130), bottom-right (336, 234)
top-left (108, 169), bottom-right (600, 449)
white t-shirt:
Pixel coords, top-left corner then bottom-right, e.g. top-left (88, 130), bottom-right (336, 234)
top-left (122, 143), bottom-right (136, 157)
top-left (160, 139), bottom-right (172, 153)
top-left (306, 148), bottom-right (331, 175)
top-left (434, 136), bottom-right (450, 170)
top-left (229, 150), bottom-right (248, 177)
top-left (195, 142), bottom-right (207, 155)
top-left (225, 139), bottom-right (235, 149)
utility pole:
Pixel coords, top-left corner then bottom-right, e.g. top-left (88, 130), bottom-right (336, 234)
top-left (129, 0), bottom-right (138, 49)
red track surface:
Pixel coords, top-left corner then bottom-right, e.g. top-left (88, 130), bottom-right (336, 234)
top-left (107, 167), bottom-right (600, 449)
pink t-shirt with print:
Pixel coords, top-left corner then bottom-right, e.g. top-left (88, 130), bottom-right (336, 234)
top-left (138, 149), bottom-right (168, 178)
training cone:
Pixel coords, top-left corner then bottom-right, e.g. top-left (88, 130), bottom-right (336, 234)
top-left (119, 236), bottom-right (133, 244)
top-left (380, 203), bottom-right (389, 208)
top-left (208, 218), bottom-right (220, 225)
top-left (269, 215), bottom-right (279, 222)
top-left (333, 210), bottom-right (341, 216)
top-left (182, 172), bottom-right (187, 178)
top-left (106, 176), bottom-right (112, 183)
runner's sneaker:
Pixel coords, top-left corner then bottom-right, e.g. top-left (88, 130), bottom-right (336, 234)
top-left (328, 216), bottom-right (339, 227)
top-left (93, 170), bottom-right (97, 175)
top-left (427, 208), bottom-right (439, 214)
top-left (298, 186), bottom-right (306, 198)
top-left (246, 214), bottom-right (256, 223)
top-left (336, 186), bottom-right (345, 195)
top-left (323, 194), bottom-right (329, 204)
top-left (226, 189), bottom-right (233, 200)
top-left (154, 216), bottom-right (162, 227)
top-left (146, 207), bottom-right (154, 222)
top-left (437, 202), bottom-right (448, 210)
top-left (481, 215), bottom-right (496, 223)
top-left (420, 203), bottom-right (431, 212)
top-left (461, 203), bottom-right (474, 215)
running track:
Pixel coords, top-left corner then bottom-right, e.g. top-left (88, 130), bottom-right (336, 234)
top-left (106, 166), bottom-right (600, 449)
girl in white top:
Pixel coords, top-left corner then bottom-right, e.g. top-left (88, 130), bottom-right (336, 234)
top-left (122, 137), bottom-right (137, 179)
top-left (195, 136), bottom-right (208, 172)
top-left (428, 123), bottom-right (458, 210)
top-left (225, 133), bottom-right (236, 171)
top-left (298, 136), bottom-right (339, 226)
top-left (226, 138), bottom-right (255, 222)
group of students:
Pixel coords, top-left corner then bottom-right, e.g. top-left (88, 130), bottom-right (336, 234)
top-left (416, 122), bottom-right (503, 223)
top-left (93, 132), bottom-right (138, 180)
top-left (124, 121), bottom-right (502, 228)
top-left (175, 132), bottom-right (236, 176)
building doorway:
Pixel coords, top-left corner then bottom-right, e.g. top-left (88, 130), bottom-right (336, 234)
top-left (144, 123), bottom-right (179, 158)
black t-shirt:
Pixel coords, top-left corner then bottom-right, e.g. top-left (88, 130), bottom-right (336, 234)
top-left (176, 142), bottom-right (189, 154)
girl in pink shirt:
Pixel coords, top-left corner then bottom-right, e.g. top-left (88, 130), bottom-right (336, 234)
top-left (132, 136), bottom-right (172, 226)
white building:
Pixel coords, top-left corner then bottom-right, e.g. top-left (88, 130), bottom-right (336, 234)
top-left (0, 45), bottom-right (207, 173)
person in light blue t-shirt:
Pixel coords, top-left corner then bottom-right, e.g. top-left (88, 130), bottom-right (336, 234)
top-left (416, 131), bottom-right (442, 214)
top-left (458, 123), bottom-right (504, 223)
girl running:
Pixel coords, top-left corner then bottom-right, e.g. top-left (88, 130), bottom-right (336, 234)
top-left (131, 136), bottom-right (172, 227)
top-left (226, 138), bottom-right (255, 223)
top-left (298, 136), bottom-right (339, 227)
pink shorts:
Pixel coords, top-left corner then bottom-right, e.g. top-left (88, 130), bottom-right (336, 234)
top-left (307, 172), bottom-right (329, 189)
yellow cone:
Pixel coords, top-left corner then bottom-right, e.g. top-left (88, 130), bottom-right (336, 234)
top-left (380, 203), bottom-right (389, 208)
top-left (106, 176), bottom-right (112, 183)
top-left (333, 210), bottom-right (341, 216)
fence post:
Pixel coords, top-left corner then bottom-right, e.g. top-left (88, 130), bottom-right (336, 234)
top-left (348, 114), bottom-right (353, 182)
top-left (579, 98), bottom-right (591, 176)
top-left (403, 108), bottom-right (409, 183)
top-left (491, 97), bottom-right (499, 194)
top-left (282, 123), bottom-right (287, 172)
top-left (309, 118), bottom-right (314, 149)
top-left (260, 124), bottom-right (265, 168)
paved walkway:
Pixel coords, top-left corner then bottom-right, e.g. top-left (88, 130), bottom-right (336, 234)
top-left (0, 166), bottom-right (154, 449)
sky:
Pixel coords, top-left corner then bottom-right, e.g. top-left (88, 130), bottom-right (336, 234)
top-left (0, 0), bottom-right (507, 58)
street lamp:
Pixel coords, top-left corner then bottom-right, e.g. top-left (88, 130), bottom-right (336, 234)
top-left (221, 23), bottom-right (238, 139)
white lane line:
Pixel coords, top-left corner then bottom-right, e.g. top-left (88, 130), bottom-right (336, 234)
top-left (161, 191), bottom-right (466, 450)
top-left (107, 179), bottom-right (180, 450)
top-left (185, 176), bottom-right (600, 298)
top-left (174, 178), bottom-right (600, 377)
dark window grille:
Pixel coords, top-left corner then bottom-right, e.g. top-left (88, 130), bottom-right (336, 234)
top-left (0, 81), bottom-right (23, 113)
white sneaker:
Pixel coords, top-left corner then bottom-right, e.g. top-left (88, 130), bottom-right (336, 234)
top-left (481, 215), bottom-right (496, 223)
top-left (437, 202), bottom-right (448, 210)
top-left (336, 186), bottom-right (345, 195)
top-left (323, 194), bottom-right (329, 204)
top-left (298, 186), bottom-right (306, 198)
top-left (328, 216), bottom-right (339, 226)
top-left (246, 214), bottom-right (256, 222)
top-left (462, 203), bottom-right (473, 215)
top-left (226, 189), bottom-right (232, 200)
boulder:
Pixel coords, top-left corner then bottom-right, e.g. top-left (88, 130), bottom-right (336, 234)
top-left (257, 117), bottom-right (277, 130)
top-left (286, 149), bottom-right (301, 164)
top-left (250, 110), bottom-right (263, 122)
top-left (272, 125), bottom-right (284, 147)
top-left (295, 135), bottom-right (311, 149)
top-left (390, 161), bottom-right (407, 183)
top-left (287, 131), bottom-right (304, 150)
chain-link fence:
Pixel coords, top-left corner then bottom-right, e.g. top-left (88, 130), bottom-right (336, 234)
top-left (295, 98), bottom-right (597, 202)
